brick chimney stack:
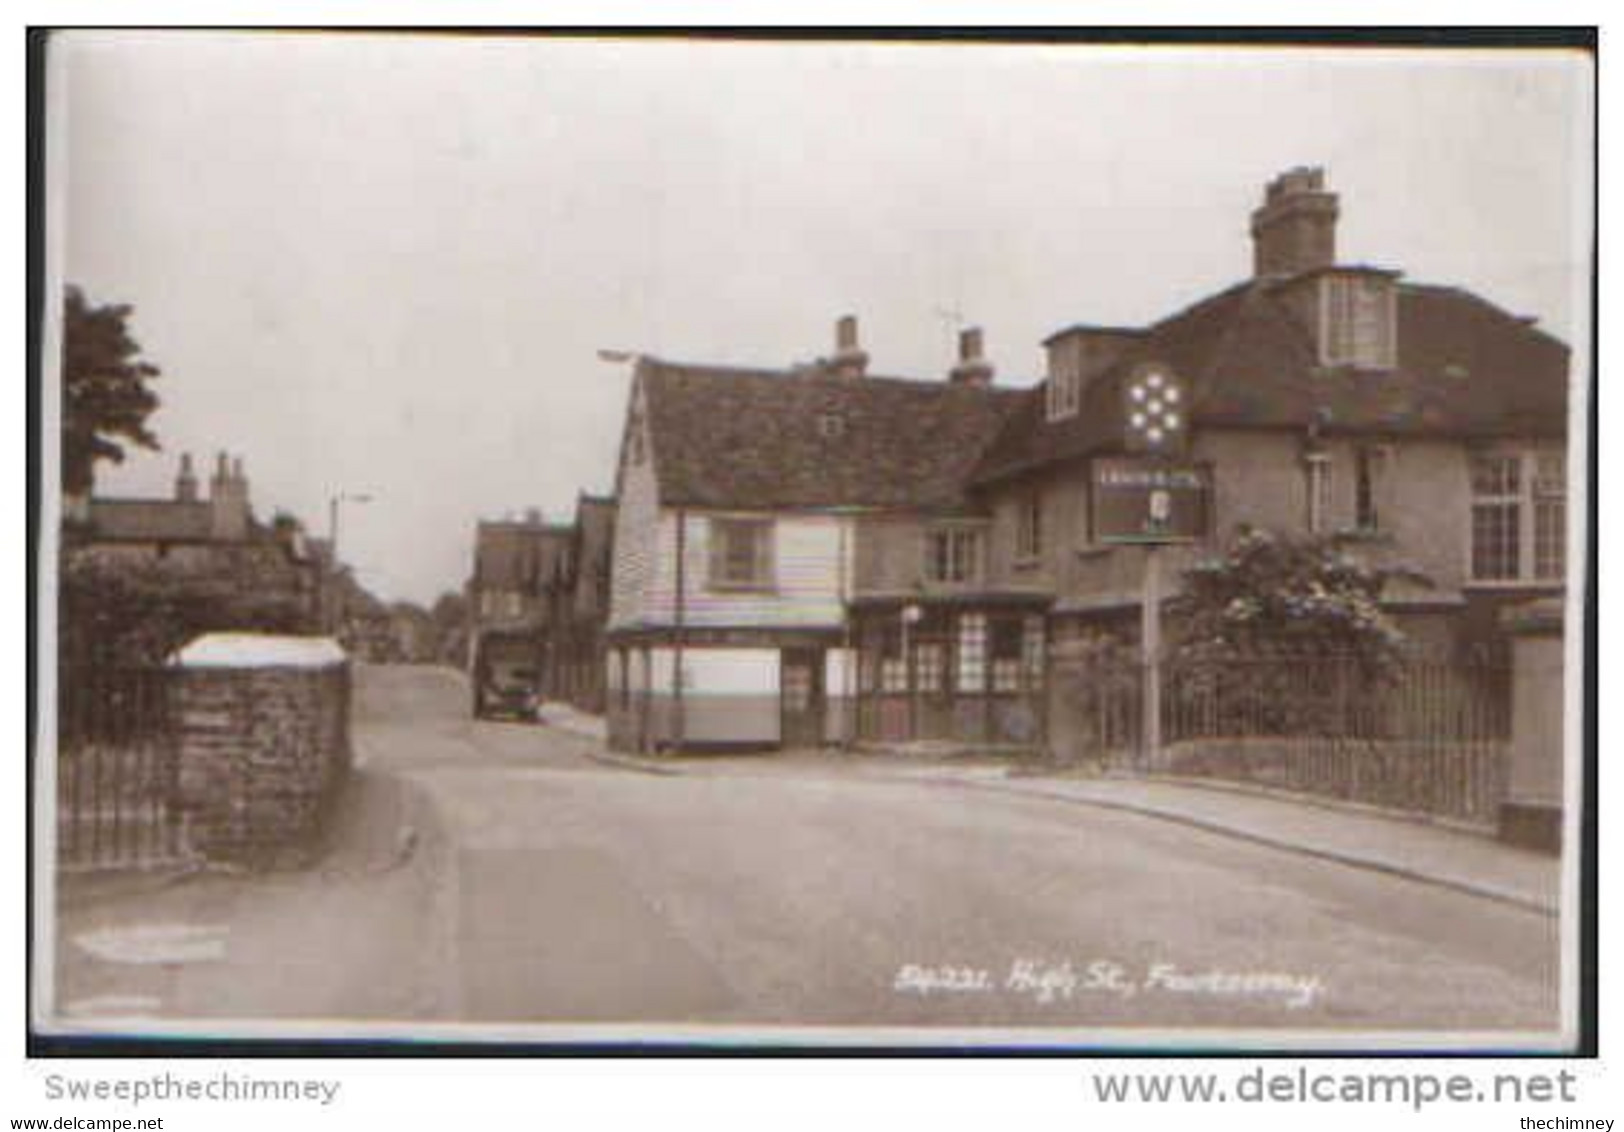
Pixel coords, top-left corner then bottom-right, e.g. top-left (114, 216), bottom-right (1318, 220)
top-left (948, 326), bottom-right (995, 388)
top-left (208, 451), bottom-right (250, 541)
top-left (175, 452), bottom-right (198, 502)
top-left (830, 314), bottom-right (869, 379)
top-left (1251, 166), bottom-right (1339, 278)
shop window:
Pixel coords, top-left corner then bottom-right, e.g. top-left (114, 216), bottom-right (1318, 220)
top-left (956, 612), bottom-right (987, 693)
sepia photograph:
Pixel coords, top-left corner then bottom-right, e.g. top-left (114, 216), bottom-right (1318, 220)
top-left (31, 30), bottom-right (1594, 1052)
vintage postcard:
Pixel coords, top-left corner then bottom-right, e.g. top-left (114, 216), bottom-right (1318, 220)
top-left (32, 31), bottom-right (1594, 1052)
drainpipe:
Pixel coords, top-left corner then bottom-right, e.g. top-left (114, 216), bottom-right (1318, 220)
top-left (672, 508), bottom-right (687, 752)
top-left (839, 515), bottom-right (854, 750)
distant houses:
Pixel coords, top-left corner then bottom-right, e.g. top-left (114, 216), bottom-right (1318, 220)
top-left (61, 452), bottom-right (329, 664)
top-left (465, 495), bottom-right (616, 715)
top-left (599, 167), bottom-right (1570, 757)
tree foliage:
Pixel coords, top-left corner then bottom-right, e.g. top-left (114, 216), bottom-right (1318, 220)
top-left (1173, 527), bottom-right (1425, 668)
top-left (60, 555), bottom-right (312, 669)
top-left (61, 285), bottom-right (161, 495)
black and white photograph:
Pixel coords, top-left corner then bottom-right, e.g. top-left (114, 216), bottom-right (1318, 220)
top-left (30, 31), bottom-right (1594, 1054)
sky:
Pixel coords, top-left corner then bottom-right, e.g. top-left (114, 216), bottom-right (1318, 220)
top-left (52, 33), bottom-right (1593, 605)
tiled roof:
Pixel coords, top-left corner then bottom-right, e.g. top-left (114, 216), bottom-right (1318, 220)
top-left (86, 499), bottom-right (214, 542)
top-left (641, 360), bottom-right (1026, 513)
top-left (972, 279), bottom-right (1571, 485)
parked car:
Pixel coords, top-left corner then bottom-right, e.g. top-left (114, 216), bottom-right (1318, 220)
top-left (472, 634), bottom-right (543, 721)
top-left (476, 664), bottom-right (541, 721)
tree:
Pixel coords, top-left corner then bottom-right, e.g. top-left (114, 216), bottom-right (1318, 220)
top-left (59, 555), bottom-right (312, 669)
top-left (61, 285), bottom-right (161, 496)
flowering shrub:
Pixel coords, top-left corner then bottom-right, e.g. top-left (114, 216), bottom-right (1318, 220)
top-left (1173, 526), bottom-right (1425, 672)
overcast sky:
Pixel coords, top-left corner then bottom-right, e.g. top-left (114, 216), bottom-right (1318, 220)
top-left (53, 33), bottom-right (1592, 605)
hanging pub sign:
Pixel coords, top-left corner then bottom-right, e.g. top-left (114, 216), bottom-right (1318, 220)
top-left (1092, 458), bottom-right (1211, 544)
top-left (1122, 361), bottom-right (1189, 455)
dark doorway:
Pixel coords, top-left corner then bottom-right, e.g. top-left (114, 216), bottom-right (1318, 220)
top-left (780, 648), bottom-right (825, 748)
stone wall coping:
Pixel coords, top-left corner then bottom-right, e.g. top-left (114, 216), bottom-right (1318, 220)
top-left (170, 632), bottom-right (348, 669)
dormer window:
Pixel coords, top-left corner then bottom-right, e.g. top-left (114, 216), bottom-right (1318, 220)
top-left (1045, 371), bottom-right (1081, 422)
top-left (1319, 271), bottom-right (1396, 369)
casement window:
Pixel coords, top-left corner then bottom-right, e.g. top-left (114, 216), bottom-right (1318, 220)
top-left (1304, 451), bottom-right (1333, 535)
top-left (816, 412), bottom-right (845, 439)
top-left (1320, 274), bottom-right (1397, 369)
top-left (1533, 452), bottom-right (1567, 581)
top-left (915, 642), bottom-right (946, 694)
top-left (1015, 493), bottom-right (1044, 561)
top-left (1355, 445), bottom-right (1389, 532)
top-left (708, 517), bottom-right (775, 591)
top-left (924, 527), bottom-right (982, 584)
top-left (956, 612), bottom-right (987, 693)
top-left (1045, 371), bottom-right (1081, 422)
top-left (1471, 448), bottom-right (1567, 584)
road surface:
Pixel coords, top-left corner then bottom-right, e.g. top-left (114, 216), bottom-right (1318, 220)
top-left (352, 665), bottom-right (1560, 1036)
top-left (54, 663), bottom-right (1561, 1042)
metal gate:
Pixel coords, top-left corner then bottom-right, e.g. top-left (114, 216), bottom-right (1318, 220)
top-left (55, 665), bottom-right (191, 869)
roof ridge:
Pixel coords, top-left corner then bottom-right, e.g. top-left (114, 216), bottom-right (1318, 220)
top-left (646, 356), bottom-right (1029, 397)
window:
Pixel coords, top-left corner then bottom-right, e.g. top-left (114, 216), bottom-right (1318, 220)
top-left (915, 642), bottom-right (945, 693)
top-left (1304, 451), bottom-right (1333, 535)
top-left (1320, 274), bottom-right (1396, 369)
top-left (1355, 445), bottom-right (1388, 532)
top-left (1045, 371), bottom-right (1080, 422)
top-left (924, 527), bottom-right (981, 584)
top-left (709, 518), bottom-right (774, 590)
top-left (1534, 452), bottom-right (1566, 580)
top-left (1471, 449), bottom-right (1567, 584)
top-left (816, 412), bottom-right (845, 439)
top-left (957, 612), bottom-right (987, 693)
top-left (1015, 493), bottom-right (1044, 561)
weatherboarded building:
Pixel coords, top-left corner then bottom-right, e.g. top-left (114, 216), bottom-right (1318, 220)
top-left (605, 319), bottom-right (1031, 752)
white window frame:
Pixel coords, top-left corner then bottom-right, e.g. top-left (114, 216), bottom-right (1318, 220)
top-left (1469, 446), bottom-right (1567, 586)
top-left (923, 526), bottom-right (982, 585)
top-left (1319, 273), bottom-right (1397, 369)
top-left (1045, 371), bottom-right (1080, 422)
top-left (708, 516), bottom-right (776, 592)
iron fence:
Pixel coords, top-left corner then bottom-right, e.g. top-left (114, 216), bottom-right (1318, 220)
top-left (1052, 650), bottom-right (1511, 827)
top-left (55, 664), bottom-right (190, 868)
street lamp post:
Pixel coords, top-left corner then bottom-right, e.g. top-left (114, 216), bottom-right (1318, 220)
top-left (326, 491), bottom-right (373, 635)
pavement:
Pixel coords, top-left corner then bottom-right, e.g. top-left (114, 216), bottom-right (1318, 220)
top-left (578, 746), bottom-right (1561, 917)
top-left (42, 664), bottom-right (1567, 1043)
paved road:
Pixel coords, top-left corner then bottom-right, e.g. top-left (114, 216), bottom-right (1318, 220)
top-left (347, 665), bottom-right (1559, 1038)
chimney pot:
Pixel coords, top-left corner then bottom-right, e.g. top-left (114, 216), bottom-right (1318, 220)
top-left (959, 326), bottom-right (984, 362)
top-left (1251, 166), bottom-right (1339, 278)
top-left (830, 313), bottom-right (869, 379)
top-left (836, 314), bottom-right (858, 352)
top-left (175, 452), bottom-right (198, 503)
top-left (949, 326), bottom-right (995, 387)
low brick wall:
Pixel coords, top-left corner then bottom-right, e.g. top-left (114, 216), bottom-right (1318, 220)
top-left (170, 642), bottom-right (352, 863)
